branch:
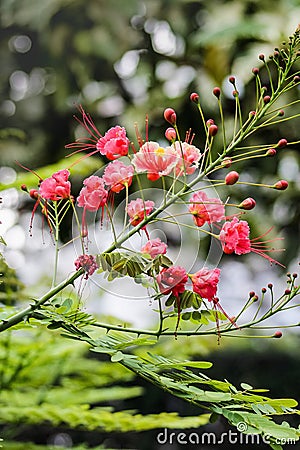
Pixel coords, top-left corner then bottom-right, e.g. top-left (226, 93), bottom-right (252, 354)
top-left (0, 268), bottom-right (84, 332)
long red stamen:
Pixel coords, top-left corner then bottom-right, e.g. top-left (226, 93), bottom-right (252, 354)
top-left (134, 122), bottom-right (144, 148)
top-left (75, 104), bottom-right (103, 141)
top-left (29, 198), bottom-right (40, 237)
top-left (15, 161), bottom-right (42, 181)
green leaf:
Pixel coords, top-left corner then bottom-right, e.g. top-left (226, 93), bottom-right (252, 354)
top-left (181, 312), bottom-right (191, 320)
top-left (241, 383), bottom-right (253, 391)
top-left (191, 310), bottom-right (202, 321)
top-left (165, 294), bottom-right (176, 307)
top-left (111, 351), bottom-right (124, 362)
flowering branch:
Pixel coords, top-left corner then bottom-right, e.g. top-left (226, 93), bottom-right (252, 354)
top-left (1, 28), bottom-right (300, 342)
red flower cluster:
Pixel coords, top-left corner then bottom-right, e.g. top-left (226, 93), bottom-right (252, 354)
top-left (39, 169), bottom-right (71, 201)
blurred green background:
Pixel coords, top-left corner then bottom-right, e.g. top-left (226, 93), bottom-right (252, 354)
top-left (1, 0), bottom-right (300, 448)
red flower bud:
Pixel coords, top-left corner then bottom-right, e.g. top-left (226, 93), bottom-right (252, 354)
top-left (164, 108), bottom-right (177, 125)
top-left (273, 180), bottom-right (288, 190)
top-left (268, 283), bottom-right (273, 289)
top-left (208, 124), bottom-right (218, 136)
top-left (238, 197), bottom-right (256, 210)
top-left (293, 75), bottom-right (300, 83)
top-left (263, 95), bottom-right (271, 104)
top-left (212, 87), bottom-right (221, 98)
top-left (222, 157), bottom-right (232, 168)
top-left (165, 127), bottom-right (177, 141)
top-left (252, 67), bottom-right (259, 75)
top-left (229, 76), bottom-right (235, 84)
top-left (249, 110), bottom-right (256, 117)
top-left (206, 118), bottom-right (215, 127)
top-left (249, 291), bottom-right (256, 298)
top-left (278, 109), bottom-right (284, 116)
top-left (277, 138), bottom-right (287, 148)
top-left (273, 331), bottom-right (282, 338)
top-left (225, 171), bottom-right (239, 185)
top-left (232, 90), bottom-right (239, 97)
top-left (190, 92), bottom-right (199, 103)
top-left (21, 184), bottom-right (28, 192)
top-left (29, 189), bottom-right (39, 199)
top-left (259, 53), bottom-right (265, 61)
top-left (266, 148), bottom-right (277, 156)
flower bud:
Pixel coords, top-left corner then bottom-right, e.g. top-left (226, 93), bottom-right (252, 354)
top-left (249, 110), bottom-right (256, 117)
top-left (164, 108), bottom-right (177, 125)
top-left (273, 331), bottom-right (282, 338)
top-left (252, 67), bottom-right (259, 75)
top-left (165, 127), bottom-right (177, 141)
top-left (249, 291), bottom-right (256, 298)
top-left (263, 95), bottom-right (271, 104)
top-left (273, 50), bottom-right (280, 58)
top-left (229, 76), bottom-right (235, 84)
top-left (21, 184), bottom-right (28, 192)
top-left (268, 283), bottom-right (273, 289)
top-left (29, 189), bottom-right (39, 199)
top-left (293, 75), bottom-right (300, 83)
top-left (190, 92), bottom-right (199, 103)
top-left (212, 87), bottom-right (221, 98)
top-left (266, 148), bottom-right (277, 157)
top-left (277, 138), bottom-right (287, 148)
top-left (238, 197), bottom-right (256, 210)
top-left (222, 157), bottom-right (232, 168)
top-left (285, 289), bottom-right (291, 295)
top-left (261, 287), bottom-right (267, 293)
top-left (273, 180), bottom-right (288, 190)
top-left (225, 171), bottom-right (239, 185)
top-left (206, 119), bottom-right (215, 127)
top-left (278, 109), bottom-right (284, 116)
top-left (232, 90), bottom-right (239, 98)
top-left (259, 53), bottom-right (265, 61)
top-left (208, 124), bottom-right (218, 136)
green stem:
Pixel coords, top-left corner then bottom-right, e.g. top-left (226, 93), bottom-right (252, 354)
top-left (52, 201), bottom-right (60, 287)
top-left (0, 268), bottom-right (84, 333)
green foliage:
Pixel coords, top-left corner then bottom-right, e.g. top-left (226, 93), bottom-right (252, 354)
top-left (56, 329), bottom-right (300, 449)
top-left (0, 327), bottom-right (210, 437)
top-left (0, 255), bottom-right (25, 305)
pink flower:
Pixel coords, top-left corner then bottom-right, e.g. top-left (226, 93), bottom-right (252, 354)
top-left (103, 161), bottom-right (134, 193)
top-left (132, 141), bottom-right (178, 181)
top-left (126, 198), bottom-right (155, 226)
top-left (77, 176), bottom-right (108, 212)
top-left (39, 169), bottom-right (71, 201)
top-left (219, 217), bottom-right (284, 266)
top-left (157, 265), bottom-right (188, 297)
top-left (141, 238), bottom-right (167, 258)
top-left (191, 267), bottom-right (221, 301)
top-left (96, 126), bottom-right (129, 160)
top-left (75, 254), bottom-right (98, 279)
top-left (188, 191), bottom-right (225, 227)
top-left (171, 141), bottom-right (201, 176)
top-left (65, 106), bottom-right (129, 160)
top-left (219, 217), bottom-right (251, 255)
